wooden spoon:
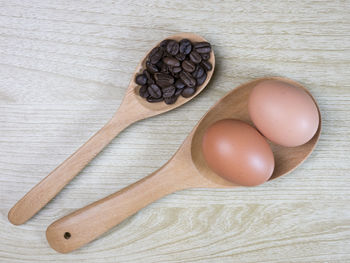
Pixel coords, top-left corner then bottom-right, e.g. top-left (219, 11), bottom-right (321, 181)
top-left (8, 33), bottom-right (215, 225)
top-left (46, 77), bottom-right (321, 253)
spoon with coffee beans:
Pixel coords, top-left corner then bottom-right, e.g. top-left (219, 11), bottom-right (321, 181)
top-left (8, 33), bottom-right (215, 225)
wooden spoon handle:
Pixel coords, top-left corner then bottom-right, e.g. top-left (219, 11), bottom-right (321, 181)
top-left (46, 163), bottom-right (185, 253)
top-left (8, 112), bottom-right (133, 225)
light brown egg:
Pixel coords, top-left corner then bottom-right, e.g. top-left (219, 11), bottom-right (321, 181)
top-left (248, 80), bottom-right (319, 147)
top-left (202, 119), bottom-right (274, 186)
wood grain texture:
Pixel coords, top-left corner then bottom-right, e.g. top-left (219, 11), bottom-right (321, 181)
top-left (0, 0), bottom-right (349, 262)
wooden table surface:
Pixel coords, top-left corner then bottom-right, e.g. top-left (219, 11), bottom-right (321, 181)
top-left (1, 1), bottom-right (349, 262)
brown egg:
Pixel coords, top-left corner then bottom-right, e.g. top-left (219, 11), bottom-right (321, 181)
top-left (202, 119), bottom-right (274, 186)
top-left (248, 80), bottom-right (319, 147)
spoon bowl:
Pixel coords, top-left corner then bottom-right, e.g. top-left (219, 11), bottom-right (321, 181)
top-left (46, 77), bottom-right (321, 253)
top-left (8, 33), bottom-right (215, 225)
top-left (191, 76), bottom-right (321, 186)
top-left (130, 32), bottom-right (215, 115)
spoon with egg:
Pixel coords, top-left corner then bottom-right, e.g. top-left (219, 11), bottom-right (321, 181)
top-left (46, 77), bottom-right (321, 253)
top-left (8, 33), bottom-right (215, 225)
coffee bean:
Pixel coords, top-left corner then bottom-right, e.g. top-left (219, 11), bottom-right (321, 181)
top-left (139, 85), bottom-right (149, 98)
top-left (159, 39), bottom-right (169, 49)
top-left (182, 60), bottom-right (196, 73)
top-left (182, 87), bottom-right (196, 98)
top-left (201, 53), bottom-right (210, 60)
top-left (201, 60), bottom-right (212, 71)
top-left (194, 42), bottom-right (211, 53)
top-left (164, 95), bottom-right (177, 105)
top-left (143, 70), bottom-right (151, 80)
top-left (154, 73), bottom-right (174, 88)
top-left (192, 65), bottom-right (204, 78)
top-left (166, 40), bottom-right (179, 56)
top-left (163, 57), bottom-right (180, 67)
top-left (154, 72), bottom-right (171, 82)
top-left (179, 39), bottom-right (192, 55)
top-left (175, 79), bottom-right (186, 89)
top-left (175, 88), bottom-right (183, 96)
top-left (135, 74), bottom-right (147, 85)
top-left (149, 47), bottom-right (163, 64)
top-left (147, 84), bottom-right (162, 99)
top-left (175, 52), bottom-right (186, 61)
top-left (144, 70), bottom-right (155, 84)
top-left (180, 71), bottom-right (196, 88)
top-left (196, 71), bottom-right (207, 86)
top-left (189, 51), bottom-right (202, 64)
top-left (162, 85), bottom-right (176, 98)
top-left (172, 66), bottom-right (182, 74)
top-left (147, 97), bottom-right (163, 103)
top-left (146, 61), bottom-right (159, 74)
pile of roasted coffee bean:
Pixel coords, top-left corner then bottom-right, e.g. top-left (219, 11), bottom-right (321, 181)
top-left (135, 39), bottom-right (213, 104)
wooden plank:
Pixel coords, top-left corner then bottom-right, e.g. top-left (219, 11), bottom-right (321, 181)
top-left (1, 0), bottom-right (349, 262)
